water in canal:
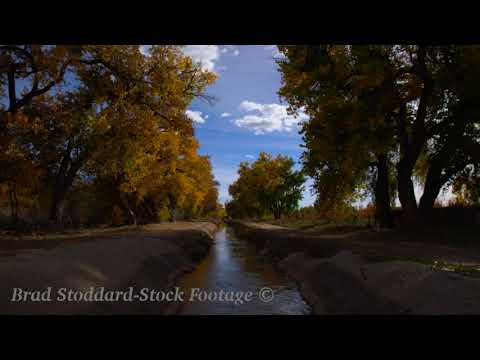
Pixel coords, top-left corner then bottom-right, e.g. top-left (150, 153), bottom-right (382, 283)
top-left (177, 226), bottom-right (310, 315)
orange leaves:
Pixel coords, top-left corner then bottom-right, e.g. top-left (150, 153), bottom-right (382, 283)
top-left (1, 45), bottom-right (220, 223)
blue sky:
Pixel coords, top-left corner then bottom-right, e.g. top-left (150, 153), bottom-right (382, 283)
top-left (180, 45), bottom-right (316, 206)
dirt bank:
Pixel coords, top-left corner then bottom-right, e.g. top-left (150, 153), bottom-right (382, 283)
top-left (228, 220), bottom-right (480, 314)
top-left (0, 222), bottom-right (217, 314)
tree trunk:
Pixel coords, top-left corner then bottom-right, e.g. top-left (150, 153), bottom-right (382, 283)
top-left (49, 184), bottom-right (69, 224)
top-left (48, 156), bottom-right (84, 224)
top-left (397, 162), bottom-right (419, 225)
top-left (8, 182), bottom-right (18, 224)
top-left (418, 175), bottom-right (443, 220)
top-left (49, 199), bottom-right (65, 225)
top-left (8, 184), bottom-right (14, 219)
top-left (7, 64), bottom-right (17, 113)
top-left (1, 63), bottom-right (16, 132)
top-left (419, 152), bottom-right (469, 221)
top-left (140, 197), bottom-right (156, 222)
top-left (418, 149), bottom-right (447, 217)
top-left (418, 124), bottom-right (470, 221)
top-left (118, 192), bottom-right (137, 226)
top-left (272, 206), bottom-right (281, 220)
top-left (395, 47), bottom-right (433, 226)
top-left (13, 184), bottom-right (18, 222)
top-left (374, 154), bottom-right (393, 228)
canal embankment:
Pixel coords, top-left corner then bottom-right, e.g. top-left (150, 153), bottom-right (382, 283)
top-left (228, 220), bottom-right (480, 314)
top-left (0, 222), bottom-right (217, 314)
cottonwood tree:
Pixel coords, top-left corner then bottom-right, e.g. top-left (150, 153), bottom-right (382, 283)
top-left (0, 45), bottom-right (80, 221)
top-left (277, 45), bottom-right (480, 226)
top-left (1, 45), bottom-right (218, 225)
top-left (227, 152), bottom-right (305, 220)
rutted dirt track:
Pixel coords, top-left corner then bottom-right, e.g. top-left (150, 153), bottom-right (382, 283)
top-left (0, 222), bottom-right (217, 315)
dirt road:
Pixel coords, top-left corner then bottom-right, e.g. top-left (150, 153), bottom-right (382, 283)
top-left (0, 222), bottom-right (217, 315)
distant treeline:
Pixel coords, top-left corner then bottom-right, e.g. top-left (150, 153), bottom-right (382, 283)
top-left (226, 152), bottom-right (305, 220)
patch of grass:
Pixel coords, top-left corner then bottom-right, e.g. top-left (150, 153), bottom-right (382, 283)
top-left (269, 218), bottom-right (370, 232)
top-left (431, 260), bottom-right (480, 276)
top-left (375, 256), bottom-right (480, 276)
top-left (372, 255), bottom-right (431, 265)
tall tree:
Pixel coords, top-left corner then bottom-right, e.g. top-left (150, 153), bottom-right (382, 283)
top-left (277, 45), bottom-right (480, 226)
top-left (278, 45), bottom-right (398, 226)
top-left (2, 45), bottom-right (216, 225)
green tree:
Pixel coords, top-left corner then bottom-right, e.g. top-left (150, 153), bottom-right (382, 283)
top-left (227, 153), bottom-right (305, 220)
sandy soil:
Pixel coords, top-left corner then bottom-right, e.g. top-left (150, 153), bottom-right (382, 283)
top-left (0, 222), bottom-right (217, 315)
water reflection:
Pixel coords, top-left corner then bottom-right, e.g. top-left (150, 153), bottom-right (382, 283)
top-left (177, 226), bottom-right (310, 315)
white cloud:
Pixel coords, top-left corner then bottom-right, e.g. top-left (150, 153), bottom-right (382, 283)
top-left (142, 45), bottom-right (235, 72)
top-left (234, 101), bottom-right (308, 135)
top-left (264, 45), bottom-right (284, 59)
top-left (245, 154), bottom-right (255, 159)
top-left (220, 45), bottom-right (240, 57)
top-left (182, 45), bottom-right (220, 72)
top-left (185, 110), bottom-right (207, 124)
top-left (140, 45), bottom-right (152, 56)
top-left (221, 112), bottom-right (232, 117)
